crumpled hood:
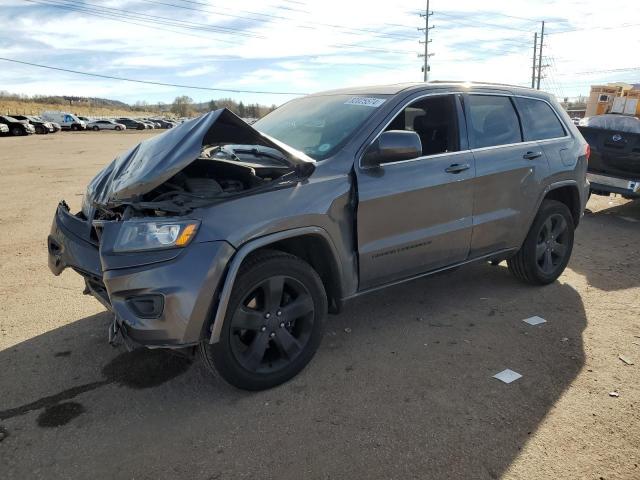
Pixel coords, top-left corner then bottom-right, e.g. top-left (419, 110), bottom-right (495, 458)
top-left (88, 108), bottom-right (314, 206)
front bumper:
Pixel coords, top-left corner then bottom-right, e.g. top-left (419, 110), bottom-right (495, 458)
top-left (587, 172), bottom-right (640, 198)
top-left (48, 203), bottom-right (235, 347)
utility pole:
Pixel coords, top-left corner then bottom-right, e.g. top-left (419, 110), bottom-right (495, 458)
top-left (531, 32), bottom-right (538, 88)
top-left (536, 20), bottom-right (545, 90)
top-left (418, 0), bottom-right (434, 82)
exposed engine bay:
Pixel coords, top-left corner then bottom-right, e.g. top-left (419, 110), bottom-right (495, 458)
top-left (101, 144), bottom-right (299, 218)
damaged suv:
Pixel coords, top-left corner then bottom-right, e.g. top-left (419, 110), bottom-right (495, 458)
top-left (48, 82), bottom-right (589, 390)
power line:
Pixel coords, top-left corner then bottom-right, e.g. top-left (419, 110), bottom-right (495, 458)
top-left (554, 66), bottom-right (640, 76)
top-left (0, 57), bottom-right (308, 95)
top-left (160, 0), bottom-right (419, 40)
top-left (21, 0), bottom-right (417, 55)
top-left (547, 22), bottom-right (640, 34)
top-left (23, 0), bottom-right (266, 39)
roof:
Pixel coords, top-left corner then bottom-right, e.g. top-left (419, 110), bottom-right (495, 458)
top-left (311, 81), bottom-right (551, 99)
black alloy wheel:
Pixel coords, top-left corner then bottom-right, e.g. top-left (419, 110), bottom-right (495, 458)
top-left (229, 275), bottom-right (315, 374)
top-left (200, 250), bottom-right (326, 390)
top-left (535, 213), bottom-right (569, 275)
top-left (508, 199), bottom-right (574, 285)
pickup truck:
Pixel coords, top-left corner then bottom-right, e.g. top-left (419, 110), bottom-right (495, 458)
top-left (47, 82), bottom-right (589, 390)
top-left (578, 114), bottom-right (640, 198)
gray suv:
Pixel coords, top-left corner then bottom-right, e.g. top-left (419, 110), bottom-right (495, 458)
top-left (47, 82), bottom-right (589, 390)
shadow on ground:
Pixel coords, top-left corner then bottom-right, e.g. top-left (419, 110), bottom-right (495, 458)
top-left (571, 199), bottom-right (639, 291)
top-left (0, 262), bottom-right (587, 479)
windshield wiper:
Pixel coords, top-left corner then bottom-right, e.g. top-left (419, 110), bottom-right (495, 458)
top-left (232, 147), bottom-right (289, 165)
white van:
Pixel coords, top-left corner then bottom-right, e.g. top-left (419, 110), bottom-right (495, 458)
top-left (41, 111), bottom-right (87, 131)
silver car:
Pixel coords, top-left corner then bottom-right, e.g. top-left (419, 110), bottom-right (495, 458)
top-left (87, 120), bottom-right (126, 131)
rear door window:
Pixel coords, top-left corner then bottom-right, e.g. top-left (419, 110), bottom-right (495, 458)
top-left (515, 97), bottom-right (566, 140)
top-left (467, 95), bottom-right (522, 149)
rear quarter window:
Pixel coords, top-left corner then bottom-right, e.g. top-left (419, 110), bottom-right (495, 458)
top-left (467, 95), bottom-right (522, 149)
top-left (515, 97), bottom-right (566, 141)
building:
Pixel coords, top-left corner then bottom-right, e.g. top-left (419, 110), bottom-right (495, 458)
top-left (585, 82), bottom-right (640, 117)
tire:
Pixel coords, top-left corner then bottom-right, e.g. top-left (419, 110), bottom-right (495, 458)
top-left (71, 124), bottom-right (78, 131)
top-left (115, 126), bottom-right (122, 131)
top-left (92, 126), bottom-right (99, 131)
top-left (35, 125), bottom-right (45, 134)
top-left (200, 250), bottom-right (327, 390)
top-left (11, 127), bottom-right (22, 136)
top-left (137, 125), bottom-right (144, 130)
top-left (508, 199), bottom-right (574, 285)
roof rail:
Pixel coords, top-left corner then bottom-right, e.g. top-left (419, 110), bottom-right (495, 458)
top-left (428, 80), bottom-right (531, 89)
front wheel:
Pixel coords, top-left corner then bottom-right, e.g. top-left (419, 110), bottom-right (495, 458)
top-left (508, 199), bottom-right (574, 285)
top-left (115, 126), bottom-right (122, 131)
top-left (200, 250), bottom-right (327, 390)
top-left (11, 127), bottom-right (23, 136)
top-left (92, 126), bottom-right (99, 131)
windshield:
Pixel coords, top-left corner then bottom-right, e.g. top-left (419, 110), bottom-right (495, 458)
top-left (254, 94), bottom-right (389, 160)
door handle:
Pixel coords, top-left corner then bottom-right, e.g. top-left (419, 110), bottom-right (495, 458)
top-left (445, 163), bottom-right (470, 174)
top-left (523, 151), bottom-right (543, 160)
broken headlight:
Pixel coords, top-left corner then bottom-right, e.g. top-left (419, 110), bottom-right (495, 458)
top-left (114, 220), bottom-right (199, 252)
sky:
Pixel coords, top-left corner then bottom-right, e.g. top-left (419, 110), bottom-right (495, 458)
top-left (0, 0), bottom-right (639, 107)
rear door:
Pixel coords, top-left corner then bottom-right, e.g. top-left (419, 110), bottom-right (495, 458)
top-left (355, 93), bottom-right (476, 290)
top-left (465, 93), bottom-right (550, 257)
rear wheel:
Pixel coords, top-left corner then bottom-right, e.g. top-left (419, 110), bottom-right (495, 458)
top-left (508, 200), bottom-right (574, 285)
top-left (200, 250), bottom-right (326, 390)
top-left (92, 126), bottom-right (100, 131)
top-left (115, 125), bottom-right (122, 131)
top-left (11, 126), bottom-right (22, 136)
top-left (35, 125), bottom-right (45, 134)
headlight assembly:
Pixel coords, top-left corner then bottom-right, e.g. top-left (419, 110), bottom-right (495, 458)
top-left (114, 220), bottom-right (199, 252)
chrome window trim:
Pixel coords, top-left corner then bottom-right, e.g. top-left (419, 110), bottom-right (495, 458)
top-left (377, 149), bottom-right (473, 168)
top-left (358, 90), bottom-right (572, 170)
top-left (358, 91), bottom-right (460, 169)
top-left (466, 92), bottom-right (571, 144)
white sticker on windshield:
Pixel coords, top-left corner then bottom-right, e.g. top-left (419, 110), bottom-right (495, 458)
top-left (344, 97), bottom-right (386, 108)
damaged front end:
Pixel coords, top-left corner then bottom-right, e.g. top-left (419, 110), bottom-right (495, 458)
top-left (47, 109), bottom-right (315, 348)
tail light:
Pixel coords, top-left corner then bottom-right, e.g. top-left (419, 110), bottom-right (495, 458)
top-left (585, 144), bottom-right (591, 162)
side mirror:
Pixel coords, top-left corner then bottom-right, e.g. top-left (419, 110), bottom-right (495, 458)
top-left (361, 130), bottom-right (422, 168)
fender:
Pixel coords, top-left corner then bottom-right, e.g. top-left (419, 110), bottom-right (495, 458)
top-left (208, 226), bottom-right (343, 344)
top-left (531, 179), bottom-right (583, 229)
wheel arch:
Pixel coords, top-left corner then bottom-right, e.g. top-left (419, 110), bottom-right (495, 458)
top-left (542, 182), bottom-right (582, 228)
top-left (208, 227), bottom-right (344, 344)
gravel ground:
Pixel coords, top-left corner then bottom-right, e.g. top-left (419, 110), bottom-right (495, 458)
top-left (0, 131), bottom-right (638, 479)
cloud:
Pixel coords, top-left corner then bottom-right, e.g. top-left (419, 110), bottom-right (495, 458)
top-left (0, 0), bottom-right (638, 105)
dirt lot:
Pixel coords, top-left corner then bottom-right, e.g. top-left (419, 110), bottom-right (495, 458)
top-left (0, 132), bottom-right (638, 479)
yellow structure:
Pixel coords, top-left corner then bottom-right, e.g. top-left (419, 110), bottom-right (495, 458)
top-left (585, 83), bottom-right (640, 117)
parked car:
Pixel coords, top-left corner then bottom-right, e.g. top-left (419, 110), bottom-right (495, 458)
top-left (47, 82), bottom-right (589, 390)
top-left (0, 115), bottom-right (36, 135)
top-left (138, 120), bottom-right (156, 129)
top-left (116, 118), bottom-right (146, 130)
top-left (0, 124), bottom-right (9, 135)
top-left (578, 114), bottom-right (640, 199)
top-left (87, 119), bottom-right (126, 131)
top-left (12, 115), bottom-right (56, 134)
top-left (149, 118), bottom-right (175, 129)
top-left (31, 115), bottom-right (61, 132)
top-left (41, 111), bottom-right (87, 131)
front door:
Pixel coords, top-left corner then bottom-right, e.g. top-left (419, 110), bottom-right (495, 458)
top-left (355, 94), bottom-right (475, 290)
